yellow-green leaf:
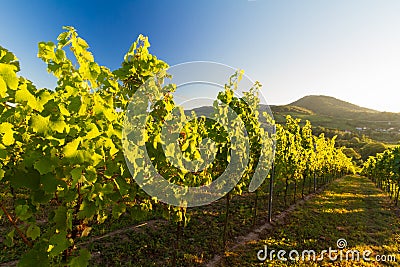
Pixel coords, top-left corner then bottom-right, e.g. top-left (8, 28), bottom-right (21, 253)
top-left (51, 119), bottom-right (68, 134)
top-left (59, 104), bottom-right (70, 116)
top-left (2, 130), bottom-right (14, 146)
top-left (0, 63), bottom-right (18, 90)
top-left (31, 114), bottom-right (50, 133)
top-left (0, 77), bottom-right (7, 98)
top-left (64, 138), bottom-right (81, 158)
top-left (86, 123), bottom-right (101, 139)
top-left (15, 83), bottom-right (41, 110)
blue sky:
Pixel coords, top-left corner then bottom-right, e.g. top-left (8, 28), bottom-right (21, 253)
top-left (1, 0), bottom-right (400, 112)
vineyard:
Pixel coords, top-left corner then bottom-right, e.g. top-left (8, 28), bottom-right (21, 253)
top-left (0, 27), bottom-right (373, 266)
top-left (362, 146), bottom-right (400, 205)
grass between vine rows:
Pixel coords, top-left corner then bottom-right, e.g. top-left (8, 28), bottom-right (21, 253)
top-left (218, 175), bottom-right (400, 267)
top-left (2, 175), bottom-right (399, 266)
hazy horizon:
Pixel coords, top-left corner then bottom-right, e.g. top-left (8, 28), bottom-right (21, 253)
top-left (181, 94), bottom-right (396, 113)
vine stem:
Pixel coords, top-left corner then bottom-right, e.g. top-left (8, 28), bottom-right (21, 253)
top-left (0, 202), bottom-right (32, 248)
top-left (222, 192), bottom-right (230, 250)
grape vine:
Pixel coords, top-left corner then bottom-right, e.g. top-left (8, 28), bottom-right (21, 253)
top-left (0, 27), bottom-right (355, 266)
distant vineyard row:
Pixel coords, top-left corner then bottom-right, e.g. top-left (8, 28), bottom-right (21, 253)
top-left (362, 145), bottom-right (400, 204)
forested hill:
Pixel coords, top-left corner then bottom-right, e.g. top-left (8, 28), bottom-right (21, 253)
top-left (271, 95), bottom-right (400, 144)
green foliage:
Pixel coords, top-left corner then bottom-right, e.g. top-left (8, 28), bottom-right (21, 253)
top-left (360, 142), bottom-right (387, 161)
top-left (362, 145), bottom-right (400, 203)
top-left (342, 147), bottom-right (362, 162)
top-left (275, 115), bottom-right (354, 187)
top-left (0, 27), bottom-right (355, 266)
top-left (0, 27), bottom-right (164, 266)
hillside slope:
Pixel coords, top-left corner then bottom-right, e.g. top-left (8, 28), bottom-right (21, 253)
top-left (290, 95), bottom-right (377, 116)
top-left (271, 95), bottom-right (400, 143)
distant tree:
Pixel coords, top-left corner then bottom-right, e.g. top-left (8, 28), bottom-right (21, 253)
top-left (342, 147), bottom-right (362, 165)
top-left (342, 148), bottom-right (361, 160)
top-left (361, 142), bottom-right (387, 161)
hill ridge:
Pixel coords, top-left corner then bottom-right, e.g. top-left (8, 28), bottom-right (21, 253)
top-left (289, 95), bottom-right (378, 115)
